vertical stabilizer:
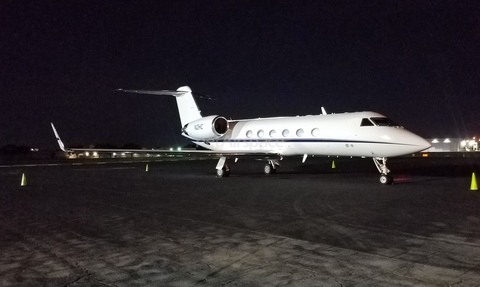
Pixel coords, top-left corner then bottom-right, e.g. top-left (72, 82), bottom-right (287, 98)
top-left (174, 86), bottom-right (202, 126)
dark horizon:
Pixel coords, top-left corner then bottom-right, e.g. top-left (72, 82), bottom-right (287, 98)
top-left (2, 1), bottom-right (479, 149)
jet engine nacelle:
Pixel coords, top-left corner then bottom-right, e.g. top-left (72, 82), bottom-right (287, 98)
top-left (182, 115), bottom-right (229, 140)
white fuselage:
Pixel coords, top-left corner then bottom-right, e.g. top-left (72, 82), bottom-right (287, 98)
top-left (193, 111), bottom-right (430, 158)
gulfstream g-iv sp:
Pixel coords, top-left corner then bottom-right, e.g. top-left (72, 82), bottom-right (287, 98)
top-left (52, 86), bottom-right (430, 184)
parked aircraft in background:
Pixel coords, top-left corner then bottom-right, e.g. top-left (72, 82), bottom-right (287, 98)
top-left (53, 86), bottom-right (430, 184)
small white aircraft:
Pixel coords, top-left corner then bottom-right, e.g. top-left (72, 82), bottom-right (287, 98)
top-left (52, 86), bottom-right (430, 184)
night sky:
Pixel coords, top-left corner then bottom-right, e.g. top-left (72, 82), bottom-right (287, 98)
top-left (1, 1), bottom-right (479, 149)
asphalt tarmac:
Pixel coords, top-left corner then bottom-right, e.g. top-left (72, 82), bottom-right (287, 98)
top-left (1, 156), bottom-right (480, 286)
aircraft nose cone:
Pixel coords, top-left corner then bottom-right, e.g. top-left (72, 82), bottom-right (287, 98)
top-left (420, 138), bottom-right (431, 151)
top-left (411, 134), bottom-right (431, 153)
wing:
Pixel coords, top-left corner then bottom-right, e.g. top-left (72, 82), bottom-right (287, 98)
top-left (50, 123), bottom-right (280, 160)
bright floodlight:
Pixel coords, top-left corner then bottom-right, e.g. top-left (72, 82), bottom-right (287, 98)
top-left (169, 147), bottom-right (173, 151)
top-left (432, 139), bottom-right (439, 143)
top-left (443, 139), bottom-right (450, 143)
top-left (469, 140), bottom-right (475, 147)
top-left (93, 151), bottom-right (98, 157)
top-left (461, 140), bottom-right (467, 147)
top-left (177, 147), bottom-right (182, 151)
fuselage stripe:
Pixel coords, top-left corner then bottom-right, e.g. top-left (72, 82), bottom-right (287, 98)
top-left (193, 139), bottom-right (416, 146)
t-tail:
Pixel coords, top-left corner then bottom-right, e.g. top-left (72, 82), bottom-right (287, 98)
top-left (116, 86), bottom-right (202, 127)
top-left (117, 86), bottom-right (228, 141)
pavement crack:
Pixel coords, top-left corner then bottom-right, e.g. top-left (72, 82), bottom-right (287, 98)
top-left (448, 279), bottom-right (463, 286)
top-left (197, 237), bottom-right (286, 284)
top-left (221, 279), bottom-right (236, 286)
top-left (62, 274), bottom-right (90, 287)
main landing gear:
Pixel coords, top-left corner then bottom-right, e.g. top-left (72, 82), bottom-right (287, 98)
top-left (373, 157), bottom-right (394, 185)
top-left (215, 157), bottom-right (280, 177)
top-left (216, 165), bottom-right (230, 177)
top-left (216, 157), bottom-right (230, 178)
top-left (263, 160), bottom-right (280, 175)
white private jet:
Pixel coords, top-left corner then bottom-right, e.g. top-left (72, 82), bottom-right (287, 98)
top-left (52, 86), bottom-right (430, 184)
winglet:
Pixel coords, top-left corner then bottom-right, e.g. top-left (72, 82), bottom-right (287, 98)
top-left (50, 123), bottom-right (67, 152)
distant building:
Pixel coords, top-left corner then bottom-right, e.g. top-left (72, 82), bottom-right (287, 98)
top-left (425, 138), bottom-right (478, 152)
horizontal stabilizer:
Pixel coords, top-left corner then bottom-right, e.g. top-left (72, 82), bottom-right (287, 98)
top-left (117, 86), bottom-right (202, 126)
top-left (117, 87), bottom-right (215, 100)
top-left (116, 89), bottom-right (188, 97)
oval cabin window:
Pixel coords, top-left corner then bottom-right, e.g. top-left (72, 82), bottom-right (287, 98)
top-left (296, 129), bottom-right (304, 137)
top-left (246, 130), bottom-right (252, 138)
top-left (282, 129), bottom-right (289, 137)
top-left (257, 130), bottom-right (264, 138)
top-left (269, 130), bottom-right (276, 137)
top-left (311, 128), bottom-right (320, 137)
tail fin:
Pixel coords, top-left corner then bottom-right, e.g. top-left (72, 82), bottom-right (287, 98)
top-left (116, 86), bottom-right (202, 126)
top-left (174, 86), bottom-right (202, 126)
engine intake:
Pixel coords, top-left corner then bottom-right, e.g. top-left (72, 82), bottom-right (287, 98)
top-left (182, 115), bottom-right (229, 140)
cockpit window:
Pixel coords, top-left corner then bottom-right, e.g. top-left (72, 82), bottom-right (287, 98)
top-left (360, 118), bottom-right (374, 126)
top-left (370, 117), bottom-right (399, 127)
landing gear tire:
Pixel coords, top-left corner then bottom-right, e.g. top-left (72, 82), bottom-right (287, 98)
top-left (216, 167), bottom-right (230, 178)
top-left (264, 163), bottom-right (277, 175)
top-left (379, 174), bottom-right (393, 185)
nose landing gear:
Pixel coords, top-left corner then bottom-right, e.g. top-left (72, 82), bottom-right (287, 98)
top-left (373, 157), bottom-right (394, 185)
top-left (379, 173), bottom-right (394, 185)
